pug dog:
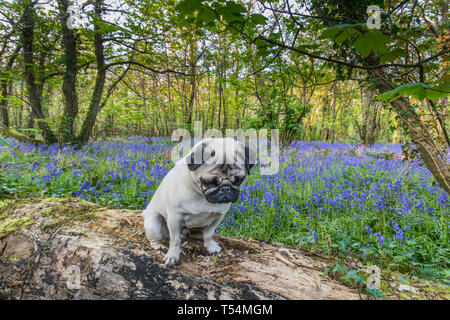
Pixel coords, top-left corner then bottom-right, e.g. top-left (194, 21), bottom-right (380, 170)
top-left (142, 137), bottom-right (255, 266)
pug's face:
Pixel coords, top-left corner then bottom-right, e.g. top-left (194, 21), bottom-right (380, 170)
top-left (186, 138), bottom-right (255, 204)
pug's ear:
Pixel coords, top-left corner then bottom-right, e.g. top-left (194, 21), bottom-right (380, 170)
top-left (186, 142), bottom-right (206, 171)
top-left (244, 143), bottom-right (256, 174)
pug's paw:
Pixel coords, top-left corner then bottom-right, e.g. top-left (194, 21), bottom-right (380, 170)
top-left (204, 240), bottom-right (222, 254)
top-left (163, 253), bottom-right (180, 266)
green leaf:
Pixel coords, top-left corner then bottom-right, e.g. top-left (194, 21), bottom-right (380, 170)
top-left (216, 1), bottom-right (246, 24)
top-left (342, 269), bottom-right (358, 282)
top-left (425, 80), bottom-right (450, 100)
top-left (0, 137), bottom-right (9, 146)
top-left (340, 237), bottom-right (349, 252)
top-left (319, 24), bottom-right (358, 40)
top-left (376, 83), bottom-right (428, 101)
top-left (176, 0), bottom-right (204, 15)
top-left (409, 85), bottom-right (427, 100)
top-left (197, 7), bottom-right (215, 23)
top-left (366, 288), bottom-right (385, 298)
top-left (335, 27), bottom-right (361, 44)
top-left (376, 82), bottom-right (450, 102)
top-left (254, 38), bottom-right (269, 48)
top-left (250, 13), bottom-right (266, 25)
top-left (419, 267), bottom-right (442, 281)
top-left (97, 21), bottom-right (119, 33)
top-left (331, 262), bottom-right (347, 274)
top-left (352, 34), bottom-right (372, 57)
top-left (225, 1), bottom-right (246, 15)
top-left (397, 275), bottom-right (409, 284)
top-left (352, 30), bottom-right (391, 58)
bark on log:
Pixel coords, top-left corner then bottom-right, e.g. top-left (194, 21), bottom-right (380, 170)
top-left (0, 198), bottom-right (360, 300)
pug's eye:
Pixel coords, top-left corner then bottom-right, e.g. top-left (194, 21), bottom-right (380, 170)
top-left (210, 150), bottom-right (215, 157)
top-left (202, 176), bottom-right (221, 186)
top-left (234, 176), bottom-right (245, 184)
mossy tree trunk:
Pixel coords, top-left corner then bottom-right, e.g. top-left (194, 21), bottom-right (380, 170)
top-left (20, 1), bottom-right (57, 144)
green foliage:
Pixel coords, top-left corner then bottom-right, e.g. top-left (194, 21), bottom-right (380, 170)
top-left (242, 80), bottom-right (312, 144)
top-left (176, 0), bottom-right (248, 29)
top-left (324, 262), bottom-right (366, 286)
top-left (250, 13), bottom-right (266, 25)
top-left (318, 24), bottom-right (361, 40)
top-left (365, 287), bottom-right (385, 298)
top-left (197, 6), bottom-right (216, 24)
top-left (0, 137), bottom-right (9, 146)
top-left (376, 82), bottom-right (450, 102)
top-left (352, 30), bottom-right (391, 57)
top-left (319, 24), bottom-right (391, 58)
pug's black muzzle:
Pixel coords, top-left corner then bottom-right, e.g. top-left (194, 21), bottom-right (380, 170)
top-left (205, 185), bottom-right (240, 203)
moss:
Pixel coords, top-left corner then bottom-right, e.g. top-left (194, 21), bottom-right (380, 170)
top-left (36, 198), bottom-right (103, 231)
top-left (2, 253), bottom-right (24, 262)
top-left (40, 217), bottom-right (68, 231)
top-left (1, 197), bottom-right (104, 235)
top-left (380, 270), bottom-right (450, 300)
top-left (0, 199), bottom-right (17, 215)
top-left (2, 126), bottom-right (44, 144)
top-left (40, 197), bottom-right (60, 204)
top-left (41, 209), bottom-right (54, 217)
top-left (0, 215), bottom-right (33, 237)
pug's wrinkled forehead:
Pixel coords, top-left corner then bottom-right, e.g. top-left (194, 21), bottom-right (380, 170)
top-left (185, 138), bottom-right (256, 173)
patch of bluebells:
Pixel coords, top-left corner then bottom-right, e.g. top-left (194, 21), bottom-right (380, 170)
top-left (0, 137), bottom-right (171, 209)
top-left (222, 141), bottom-right (448, 268)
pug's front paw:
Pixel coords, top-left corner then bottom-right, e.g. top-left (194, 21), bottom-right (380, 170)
top-left (163, 253), bottom-right (180, 266)
top-left (204, 240), bottom-right (222, 254)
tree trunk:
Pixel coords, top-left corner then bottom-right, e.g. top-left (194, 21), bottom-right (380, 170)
top-left (321, 94), bottom-right (330, 141)
top-left (21, 2), bottom-right (57, 144)
top-left (0, 81), bottom-right (10, 128)
top-left (330, 79), bottom-right (337, 143)
top-left (0, 46), bottom-right (20, 127)
top-left (1, 83), bottom-right (10, 127)
top-left (140, 73), bottom-right (151, 140)
top-left (369, 65), bottom-right (450, 194)
top-left (367, 101), bottom-right (381, 145)
top-left (77, 0), bottom-right (106, 144)
top-left (221, 55), bottom-right (228, 131)
top-left (57, 0), bottom-right (79, 144)
top-left (18, 79), bottom-right (24, 127)
top-left (355, 87), bottom-right (381, 146)
top-left (186, 41), bottom-right (197, 127)
top-left (217, 64), bottom-right (222, 129)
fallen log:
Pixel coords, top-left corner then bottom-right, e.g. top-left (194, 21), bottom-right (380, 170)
top-left (0, 125), bottom-right (45, 145)
top-left (0, 198), bottom-right (360, 300)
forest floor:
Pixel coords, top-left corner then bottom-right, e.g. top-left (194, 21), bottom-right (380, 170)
top-left (0, 197), bottom-right (448, 300)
